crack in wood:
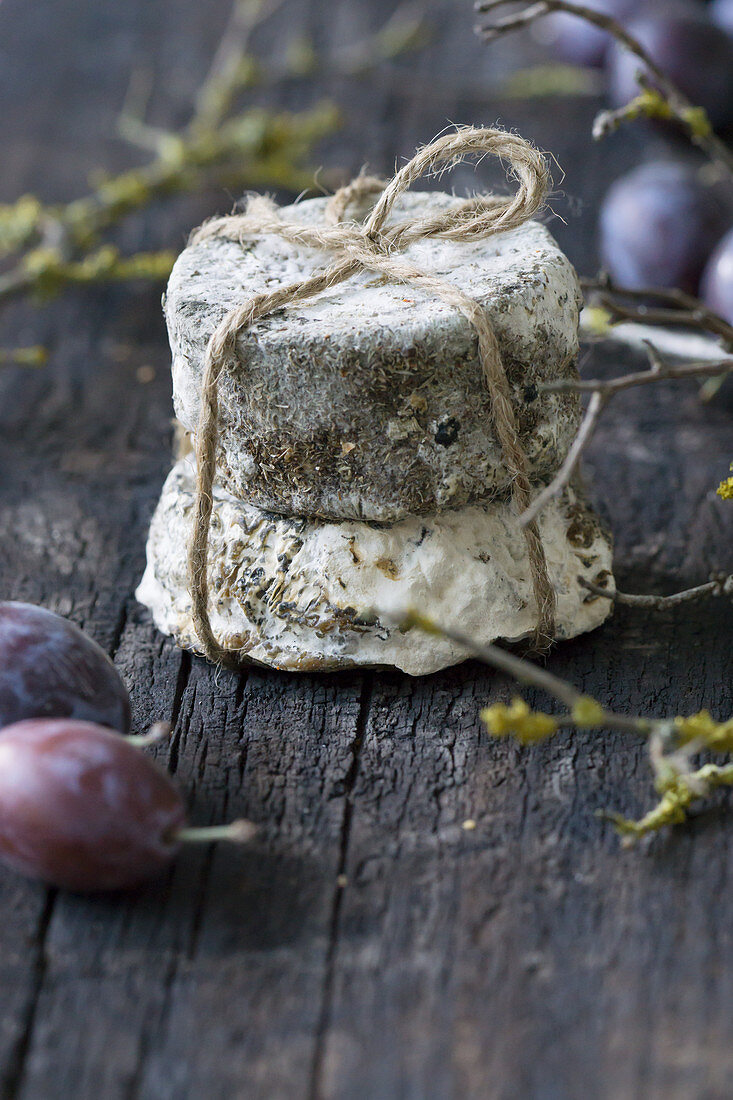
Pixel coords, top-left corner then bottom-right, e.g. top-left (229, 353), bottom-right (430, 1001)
top-left (185, 844), bottom-right (217, 964)
top-left (122, 952), bottom-right (180, 1100)
top-left (234, 671), bottom-right (251, 808)
top-left (0, 889), bottom-right (56, 1100)
top-left (307, 672), bottom-right (374, 1100)
top-left (108, 597), bottom-right (130, 662)
top-left (167, 649), bottom-right (192, 777)
top-left (122, 663), bottom-right (254, 1090)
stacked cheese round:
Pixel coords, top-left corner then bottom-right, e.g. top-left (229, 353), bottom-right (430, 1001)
top-left (137, 191), bottom-right (613, 673)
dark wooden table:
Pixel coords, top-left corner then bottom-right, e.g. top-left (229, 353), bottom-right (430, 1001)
top-left (0, 2), bottom-right (731, 1097)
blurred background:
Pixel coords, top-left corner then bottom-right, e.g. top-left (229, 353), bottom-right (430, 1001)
top-left (0, 0), bottom-right (731, 599)
top-left (2, 0), bottom-right (731, 276)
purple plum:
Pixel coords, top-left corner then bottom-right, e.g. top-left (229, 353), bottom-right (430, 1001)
top-left (599, 161), bottom-right (726, 292)
top-left (0, 602), bottom-right (131, 734)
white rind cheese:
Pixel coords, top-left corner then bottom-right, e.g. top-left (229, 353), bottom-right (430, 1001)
top-left (137, 458), bottom-right (614, 676)
top-left (166, 191), bottom-right (582, 522)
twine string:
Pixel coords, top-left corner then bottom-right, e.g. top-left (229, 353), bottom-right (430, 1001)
top-left (186, 125), bottom-right (557, 665)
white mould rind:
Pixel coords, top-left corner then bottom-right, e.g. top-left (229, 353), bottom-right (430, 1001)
top-left (137, 458), bottom-right (614, 676)
top-left (166, 191), bottom-right (583, 522)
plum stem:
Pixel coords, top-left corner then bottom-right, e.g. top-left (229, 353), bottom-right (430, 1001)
top-left (126, 721), bottom-right (172, 747)
top-left (176, 819), bottom-right (258, 844)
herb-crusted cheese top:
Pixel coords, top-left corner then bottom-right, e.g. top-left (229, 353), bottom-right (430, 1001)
top-left (167, 191), bottom-right (582, 522)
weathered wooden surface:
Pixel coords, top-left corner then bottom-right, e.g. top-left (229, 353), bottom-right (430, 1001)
top-left (0, 1), bottom-right (731, 1098)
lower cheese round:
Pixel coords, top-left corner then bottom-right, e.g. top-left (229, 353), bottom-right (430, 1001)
top-left (136, 458), bottom-right (614, 676)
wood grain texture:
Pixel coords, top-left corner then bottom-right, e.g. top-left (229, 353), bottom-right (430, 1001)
top-left (0, 1), bottom-right (731, 1097)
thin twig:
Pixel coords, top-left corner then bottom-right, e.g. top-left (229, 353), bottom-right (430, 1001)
top-left (401, 610), bottom-right (648, 734)
top-left (540, 356), bottom-right (733, 396)
top-left (519, 390), bottom-right (605, 528)
top-left (474, 0), bottom-right (733, 178)
top-left (188, 0), bottom-right (431, 96)
top-left (581, 276), bottom-right (733, 348)
top-left (580, 574), bottom-right (733, 609)
top-left (191, 0), bottom-right (288, 133)
top-left (117, 69), bottom-right (163, 152)
top-left (591, 71), bottom-right (708, 147)
top-left (521, 349), bottom-right (733, 519)
top-left (331, 0), bottom-right (431, 75)
top-left (0, 105), bottom-right (336, 303)
top-left (0, 0), bottom-right (429, 307)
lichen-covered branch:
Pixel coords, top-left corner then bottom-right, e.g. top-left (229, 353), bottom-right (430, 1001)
top-left (468, 0), bottom-right (733, 843)
top-left (719, 468), bottom-right (733, 500)
top-left (20, 247), bottom-right (178, 299)
top-left (0, 346), bottom-right (47, 368)
top-left (0, 103), bottom-right (337, 276)
top-left (403, 610), bottom-right (733, 840)
top-left (591, 74), bottom-right (713, 152)
top-left (0, 0), bottom-right (343, 354)
top-left (474, 0), bottom-right (733, 178)
top-left (605, 763), bottom-right (733, 841)
top-left (581, 276), bottom-right (733, 350)
top-left (0, 0), bottom-right (432, 341)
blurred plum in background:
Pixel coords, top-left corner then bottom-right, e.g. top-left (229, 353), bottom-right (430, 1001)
top-left (0, 602), bottom-right (131, 734)
top-left (599, 161), bottom-right (727, 292)
top-left (702, 228), bottom-right (733, 324)
top-left (710, 0), bottom-right (733, 35)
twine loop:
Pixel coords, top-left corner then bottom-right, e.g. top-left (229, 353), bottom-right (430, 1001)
top-left (186, 126), bottom-right (557, 666)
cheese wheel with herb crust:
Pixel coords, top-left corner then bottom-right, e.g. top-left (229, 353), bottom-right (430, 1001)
top-left (136, 458), bottom-right (614, 676)
top-left (166, 191), bottom-right (582, 523)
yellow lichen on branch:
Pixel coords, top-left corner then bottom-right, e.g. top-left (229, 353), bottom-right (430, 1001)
top-left (675, 710), bottom-right (733, 753)
top-left (21, 246), bottom-right (178, 298)
top-left (404, 612), bottom-right (733, 843)
top-left (481, 699), bottom-right (559, 743)
top-left (481, 694), bottom-right (608, 744)
top-left (718, 466), bottom-right (733, 501)
top-left (475, 0), bottom-right (733, 176)
top-left (0, 0), bottom-right (352, 332)
top-left (607, 763), bottom-right (733, 840)
top-left (482, 691), bottom-right (733, 841)
top-left (0, 345), bottom-right (48, 367)
top-left (571, 696), bottom-right (605, 728)
top-left (0, 195), bottom-right (45, 255)
top-left (0, 0), bottom-right (434, 350)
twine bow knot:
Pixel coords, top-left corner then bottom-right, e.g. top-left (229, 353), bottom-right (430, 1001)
top-left (186, 126), bottom-right (557, 666)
